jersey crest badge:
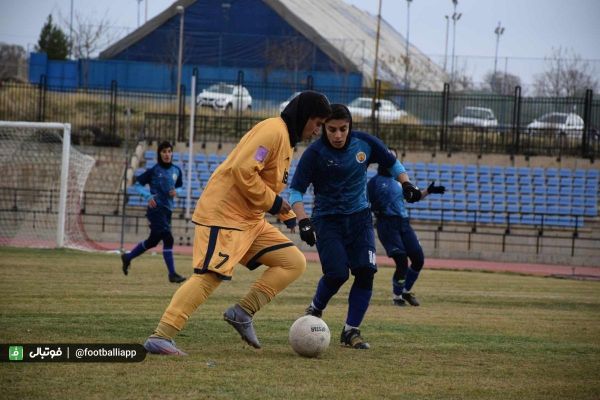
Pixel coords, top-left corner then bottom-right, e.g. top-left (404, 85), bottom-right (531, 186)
top-left (356, 151), bottom-right (367, 163)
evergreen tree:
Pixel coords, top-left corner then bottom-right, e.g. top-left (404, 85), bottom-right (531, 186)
top-left (36, 15), bottom-right (70, 60)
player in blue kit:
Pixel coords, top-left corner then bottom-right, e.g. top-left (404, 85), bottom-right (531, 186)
top-left (289, 104), bottom-right (421, 349)
top-left (368, 149), bottom-right (445, 307)
top-left (121, 141), bottom-right (187, 283)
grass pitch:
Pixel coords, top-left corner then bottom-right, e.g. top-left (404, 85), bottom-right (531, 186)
top-left (0, 247), bottom-right (599, 400)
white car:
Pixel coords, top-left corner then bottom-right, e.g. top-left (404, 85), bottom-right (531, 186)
top-left (452, 107), bottom-right (498, 128)
top-left (196, 83), bottom-right (252, 112)
top-left (346, 97), bottom-right (407, 122)
top-left (527, 112), bottom-right (584, 137)
top-left (279, 92), bottom-right (301, 112)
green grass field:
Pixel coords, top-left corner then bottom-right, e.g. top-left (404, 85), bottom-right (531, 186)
top-left (0, 247), bottom-right (599, 400)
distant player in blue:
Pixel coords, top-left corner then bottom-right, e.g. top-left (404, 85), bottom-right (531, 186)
top-left (121, 141), bottom-right (187, 283)
top-left (289, 104), bottom-right (422, 349)
top-left (368, 149), bottom-right (445, 306)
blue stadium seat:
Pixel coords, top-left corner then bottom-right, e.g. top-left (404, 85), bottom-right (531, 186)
top-left (479, 183), bottom-right (492, 193)
top-left (505, 175), bottom-right (517, 185)
top-left (478, 174), bottom-right (491, 184)
top-left (492, 174), bottom-right (505, 184)
top-left (517, 167), bottom-right (530, 177)
top-left (573, 169), bottom-right (586, 179)
top-left (465, 164), bottom-right (478, 174)
top-left (478, 165), bottom-right (491, 175)
top-left (546, 168), bottom-right (558, 178)
top-left (195, 153), bottom-right (207, 163)
top-left (559, 168), bottom-right (572, 178)
top-left (532, 167), bottom-right (544, 177)
top-left (506, 203), bottom-right (519, 213)
top-left (171, 152), bottom-right (181, 162)
top-left (144, 150), bottom-right (155, 160)
top-left (532, 176), bottom-right (545, 186)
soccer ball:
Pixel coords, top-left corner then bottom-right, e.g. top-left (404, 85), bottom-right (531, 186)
top-left (289, 315), bottom-right (330, 358)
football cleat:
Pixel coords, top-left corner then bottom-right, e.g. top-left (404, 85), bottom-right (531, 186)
top-left (340, 328), bottom-right (370, 349)
top-left (168, 273), bottom-right (187, 283)
top-left (143, 336), bottom-right (187, 356)
top-left (401, 292), bottom-right (420, 306)
top-left (305, 304), bottom-right (323, 318)
top-left (223, 304), bottom-right (261, 349)
top-left (121, 253), bottom-right (131, 276)
top-left (392, 297), bottom-right (407, 307)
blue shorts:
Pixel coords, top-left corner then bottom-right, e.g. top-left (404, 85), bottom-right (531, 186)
top-left (312, 208), bottom-right (377, 276)
top-left (375, 216), bottom-right (422, 258)
top-left (146, 207), bottom-right (172, 234)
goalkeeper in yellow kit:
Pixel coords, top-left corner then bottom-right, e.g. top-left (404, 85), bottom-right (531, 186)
top-left (143, 91), bottom-right (331, 355)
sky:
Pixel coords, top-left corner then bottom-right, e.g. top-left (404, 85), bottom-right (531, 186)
top-left (1, 0), bottom-right (599, 87)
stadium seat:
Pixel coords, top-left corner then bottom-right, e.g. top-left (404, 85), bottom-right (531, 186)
top-left (144, 150), bottom-right (155, 160)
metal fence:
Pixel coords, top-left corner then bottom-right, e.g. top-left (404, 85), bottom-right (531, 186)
top-left (1, 78), bottom-right (598, 159)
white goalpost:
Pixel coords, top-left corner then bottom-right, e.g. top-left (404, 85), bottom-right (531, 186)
top-left (0, 121), bottom-right (97, 250)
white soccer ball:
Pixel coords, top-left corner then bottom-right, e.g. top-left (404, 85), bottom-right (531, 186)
top-left (289, 315), bottom-right (331, 358)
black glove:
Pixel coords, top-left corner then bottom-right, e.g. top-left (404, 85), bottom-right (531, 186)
top-left (283, 217), bottom-right (297, 229)
top-left (298, 218), bottom-right (316, 246)
top-left (427, 181), bottom-right (446, 194)
top-left (402, 181), bottom-right (422, 203)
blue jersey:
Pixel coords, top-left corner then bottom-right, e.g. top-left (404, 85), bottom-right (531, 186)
top-left (290, 131), bottom-right (396, 217)
top-left (367, 174), bottom-right (408, 218)
top-left (134, 164), bottom-right (184, 211)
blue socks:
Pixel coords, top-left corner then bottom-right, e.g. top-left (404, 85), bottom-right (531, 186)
top-left (162, 248), bottom-right (176, 275)
top-left (312, 276), bottom-right (341, 311)
top-left (126, 241), bottom-right (146, 261)
top-left (404, 268), bottom-right (420, 292)
top-left (346, 284), bottom-right (372, 327)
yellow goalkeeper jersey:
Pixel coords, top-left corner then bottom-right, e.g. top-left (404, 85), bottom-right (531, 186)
top-left (192, 117), bottom-right (296, 230)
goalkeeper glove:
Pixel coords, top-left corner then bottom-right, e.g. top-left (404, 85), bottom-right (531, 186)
top-left (298, 218), bottom-right (316, 246)
top-left (427, 181), bottom-right (446, 194)
top-left (402, 181), bottom-right (422, 203)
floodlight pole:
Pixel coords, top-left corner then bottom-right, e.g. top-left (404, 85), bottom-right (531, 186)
top-left (371, 0), bottom-right (383, 122)
top-left (443, 15), bottom-right (449, 72)
top-left (450, 10), bottom-right (461, 85)
top-left (493, 21), bottom-right (505, 75)
top-left (404, 0), bottom-right (412, 89)
top-left (175, 5), bottom-right (185, 138)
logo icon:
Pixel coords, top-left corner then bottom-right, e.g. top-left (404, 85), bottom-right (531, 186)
top-left (9, 346), bottom-right (23, 361)
top-left (355, 151), bottom-right (367, 163)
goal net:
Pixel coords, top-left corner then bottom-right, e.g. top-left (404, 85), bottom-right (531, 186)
top-left (0, 121), bottom-right (98, 250)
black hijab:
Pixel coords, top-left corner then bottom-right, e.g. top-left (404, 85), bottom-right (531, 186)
top-left (281, 90), bottom-right (331, 147)
top-left (157, 140), bottom-right (173, 168)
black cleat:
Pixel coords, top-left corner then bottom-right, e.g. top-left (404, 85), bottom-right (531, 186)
top-left (393, 297), bottom-right (407, 307)
top-left (305, 304), bottom-right (323, 318)
top-left (121, 253), bottom-right (130, 276)
top-left (340, 328), bottom-right (370, 349)
top-left (401, 292), bottom-right (420, 306)
top-left (169, 273), bottom-right (186, 283)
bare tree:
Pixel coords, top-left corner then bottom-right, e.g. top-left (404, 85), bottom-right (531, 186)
top-left (0, 43), bottom-right (27, 82)
top-left (533, 47), bottom-right (598, 97)
top-left (483, 71), bottom-right (522, 95)
top-left (59, 10), bottom-right (116, 59)
top-left (265, 37), bottom-right (314, 90)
